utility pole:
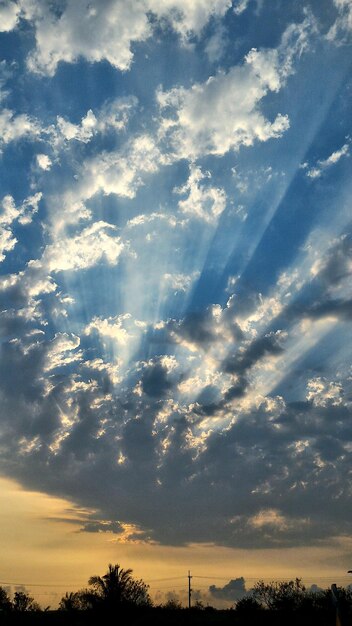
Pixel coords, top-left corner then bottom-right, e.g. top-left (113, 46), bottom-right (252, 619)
top-left (188, 570), bottom-right (192, 609)
top-left (331, 584), bottom-right (343, 626)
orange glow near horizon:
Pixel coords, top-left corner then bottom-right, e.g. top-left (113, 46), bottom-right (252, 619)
top-left (0, 476), bottom-right (351, 609)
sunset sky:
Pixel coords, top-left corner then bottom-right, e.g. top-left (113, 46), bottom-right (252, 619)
top-left (0, 0), bottom-right (352, 608)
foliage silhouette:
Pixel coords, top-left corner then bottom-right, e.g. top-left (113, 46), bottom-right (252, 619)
top-left (58, 590), bottom-right (94, 611)
top-left (235, 595), bottom-right (262, 613)
top-left (87, 562), bottom-right (151, 608)
top-left (251, 578), bottom-right (306, 611)
top-left (162, 598), bottom-right (183, 610)
top-left (2, 570), bottom-right (352, 625)
top-left (13, 591), bottom-right (40, 612)
top-left (0, 586), bottom-right (12, 612)
top-left (59, 563), bottom-right (151, 613)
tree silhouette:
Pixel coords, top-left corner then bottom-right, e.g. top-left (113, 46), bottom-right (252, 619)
top-left (13, 590), bottom-right (40, 612)
top-left (0, 586), bottom-right (12, 612)
top-left (59, 590), bottom-right (95, 611)
top-left (235, 596), bottom-right (262, 613)
top-left (251, 578), bottom-right (306, 611)
top-left (87, 563), bottom-right (151, 609)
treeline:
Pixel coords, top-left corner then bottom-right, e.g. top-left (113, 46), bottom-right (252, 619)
top-left (0, 564), bottom-right (351, 626)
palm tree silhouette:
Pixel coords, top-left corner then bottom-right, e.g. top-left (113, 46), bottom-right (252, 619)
top-left (88, 563), bottom-right (150, 608)
top-left (89, 564), bottom-right (133, 605)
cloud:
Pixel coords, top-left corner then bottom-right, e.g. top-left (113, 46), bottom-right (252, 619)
top-left (0, 108), bottom-right (41, 148)
top-left (140, 355), bottom-right (179, 397)
top-left (18, 0), bottom-right (232, 76)
top-left (305, 142), bottom-right (350, 178)
top-left (0, 193), bottom-right (42, 262)
top-left (249, 508), bottom-right (290, 530)
top-left (162, 271), bottom-right (200, 293)
top-left (204, 24), bottom-right (228, 63)
top-left (2, 217), bottom-right (125, 304)
top-left (157, 47), bottom-right (289, 159)
top-left (0, 67), bottom-right (43, 152)
top-left (0, 193), bottom-right (42, 227)
top-left (36, 153), bottom-right (52, 170)
top-left (56, 110), bottom-right (97, 143)
top-left (157, 14), bottom-right (316, 159)
top-left (42, 221), bottom-right (124, 273)
top-left (233, 0), bottom-right (250, 15)
top-left (150, 0), bottom-right (232, 40)
top-left (222, 330), bottom-right (287, 375)
top-left (63, 134), bottom-right (166, 219)
top-left (85, 314), bottom-right (134, 347)
top-left (0, 1), bottom-right (21, 32)
top-left (24, 0), bottom-right (152, 76)
top-left (0, 289), bottom-right (352, 550)
top-left (0, 227), bottom-right (17, 263)
top-left (327, 0), bottom-right (352, 42)
top-left (306, 377), bottom-right (343, 407)
top-left (45, 333), bottom-right (81, 372)
top-left (174, 165), bottom-right (226, 223)
top-left (52, 97), bottom-right (137, 146)
top-left (209, 578), bottom-right (247, 601)
top-left (169, 305), bottom-right (228, 348)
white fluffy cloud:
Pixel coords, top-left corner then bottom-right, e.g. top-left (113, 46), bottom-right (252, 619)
top-left (0, 193), bottom-right (42, 226)
top-left (0, 108), bottom-right (41, 147)
top-left (162, 271), bottom-right (200, 292)
top-left (85, 313), bottom-right (146, 366)
top-left (149, 0), bottom-right (232, 40)
top-left (157, 14), bottom-right (316, 159)
top-left (174, 165), bottom-right (226, 222)
top-left (53, 98), bottom-right (136, 146)
top-left (17, 0), bottom-right (232, 76)
top-left (85, 314), bottom-right (133, 346)
top-left (306, 377), bottom-right (344, 407)
top-left (0, 1), bottom-right (21, 32)
top-left (24, 0), bottom-right (151, 76)
top-left (45, 332), bottom-right (81, 372)
top-left (36, 153), bottom-right (52, 170)
top-left (0, 227), bottom-right (17, 262)
top-left (42, 221), bottom-right (124, 273)
top-left (78, 134), bottom-right (166, 201)
top-left (0, 193), bottom-right (42, 262)
top-left (157, 47), bottom-right (289, 159)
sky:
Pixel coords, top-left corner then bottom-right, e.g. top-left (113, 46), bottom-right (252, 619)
top-left (0, 0), bottom-right (352, 609)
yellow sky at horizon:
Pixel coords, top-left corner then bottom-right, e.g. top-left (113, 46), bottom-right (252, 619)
top-left (0, 475), bottom-right (351, 608)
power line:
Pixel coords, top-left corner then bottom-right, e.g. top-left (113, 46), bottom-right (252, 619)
top-left (149, 585), bottom-right (191, 590)
top-left (0, 581), bottom-right (83, 588)
top-left (145, 576), bottom-right (185, 583)
top-left (1, 574), bottom-right (350, 590)
top-left (193, 575), bottom-right (352, 581)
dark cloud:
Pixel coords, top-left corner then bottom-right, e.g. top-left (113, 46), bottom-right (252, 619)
top-left (209, 578), bottom-right (247, 601)
top-left (79, 520), bottom-right (124, 534)
top-left (222, 331), bottom-right (286, 375)
top-left (0, 292), bottom-right (352, 550)
top-left (317, 233), bottom-right (352, 286)
top-left (141, 360), bottom-right (174, 397)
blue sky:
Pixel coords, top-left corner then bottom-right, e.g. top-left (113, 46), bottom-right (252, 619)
top-left (0, 0), bottom-right (352, 569)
